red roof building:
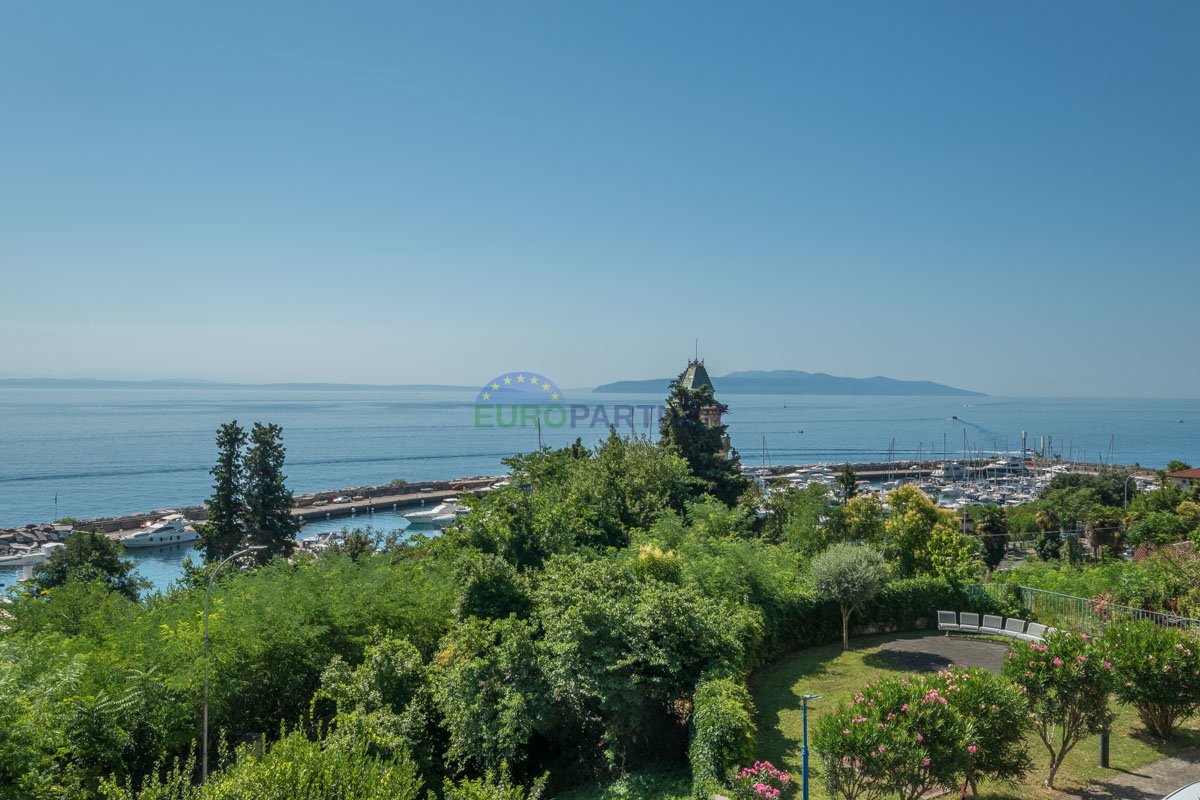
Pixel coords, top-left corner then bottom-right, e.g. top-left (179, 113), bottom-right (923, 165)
top-left (1165, 468), bottom-right (1200, 491)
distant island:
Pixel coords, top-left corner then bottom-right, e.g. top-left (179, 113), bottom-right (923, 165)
top-left (594, 369), bottom-right (985, 397)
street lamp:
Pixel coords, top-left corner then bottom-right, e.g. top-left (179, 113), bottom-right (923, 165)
top-left (203, 545), bottom-right (266, 782)
top-left (1123, 473), bottom-right (1137, 510)
top-left (801, 694), bottom-right (822, 800)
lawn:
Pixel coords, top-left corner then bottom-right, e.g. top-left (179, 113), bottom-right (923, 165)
top-left (751, 631), bottom-right (1200, 800)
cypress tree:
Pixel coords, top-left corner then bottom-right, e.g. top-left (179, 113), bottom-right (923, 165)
top-left (243, 422), bottom-right (300, 564)
top-left (197, 421), bottom-right (247, 563)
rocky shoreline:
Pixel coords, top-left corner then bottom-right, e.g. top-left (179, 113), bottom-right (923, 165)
top-left (0, 474), bottom-right (503, 558)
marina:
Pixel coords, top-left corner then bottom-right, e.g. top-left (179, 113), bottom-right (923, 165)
top-left (0, 452), bottom-right (1165, 592)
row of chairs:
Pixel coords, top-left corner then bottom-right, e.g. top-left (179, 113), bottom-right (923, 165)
top-left (937, 611), bottom-right (1054, 643)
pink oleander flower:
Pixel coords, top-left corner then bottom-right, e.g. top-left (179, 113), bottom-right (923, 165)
top-left (843, 729), bottom-right (850, 735)
top-left (878, 745), bottom-right (887, 752)
top-left (923, 759), bottom-right (930, 766)
top-left (1052, 657), bottom-right (1063, 666)
top-left (1103, 661), bottom-right (1112, 669)
top-left (968, 745), bottom-right (977, 753)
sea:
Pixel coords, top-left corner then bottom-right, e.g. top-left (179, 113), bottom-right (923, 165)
top-left (2, 387), bottom-right (1197, 591)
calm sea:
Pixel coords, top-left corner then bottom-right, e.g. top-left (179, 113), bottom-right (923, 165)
top-left (1, 387), bottom-right (1197, 590)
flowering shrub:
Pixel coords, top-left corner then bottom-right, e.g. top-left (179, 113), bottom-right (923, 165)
top-left (1000, 629), bottom-right (1114, 788)
top-left (731, 760), bottom-right (794, 799)
top-left (1104, 619), bottom-right (1200, 738)
top-left (812, 669), bottom-right (1030, 800)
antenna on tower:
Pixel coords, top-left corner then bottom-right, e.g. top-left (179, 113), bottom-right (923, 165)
top-left (694, 338), bottom-right (698, 362)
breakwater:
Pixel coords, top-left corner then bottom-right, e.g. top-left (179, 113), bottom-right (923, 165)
top-left (0, 475), bottom-right (504, 552)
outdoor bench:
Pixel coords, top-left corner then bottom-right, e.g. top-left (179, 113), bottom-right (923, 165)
top-left (937, 611), bottom-right (1053, 643)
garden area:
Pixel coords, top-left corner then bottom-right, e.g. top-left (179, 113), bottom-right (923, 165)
top-left (752, 631), bottom-right (1200, 800)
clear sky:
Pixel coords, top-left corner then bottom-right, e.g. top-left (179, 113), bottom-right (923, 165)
top-left (1, 1), bottom-right (1196, 396)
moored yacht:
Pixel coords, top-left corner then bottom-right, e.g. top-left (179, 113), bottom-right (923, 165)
top-left (118, 514), bottom-right (199, 548)
top-left (404, 501), bottom-right (468, 527)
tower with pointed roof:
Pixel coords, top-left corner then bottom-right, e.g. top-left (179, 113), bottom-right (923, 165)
top-left (680, 359), bottom-right (722, 429)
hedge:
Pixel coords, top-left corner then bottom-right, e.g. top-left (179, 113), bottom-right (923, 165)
top-left (751, 577), bottom-right (1004, 665)
top-left (689, 676), bottom-right (756, 797)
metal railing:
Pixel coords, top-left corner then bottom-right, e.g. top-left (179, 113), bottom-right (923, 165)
top-left (967, 583), bottom-right (1200, 636)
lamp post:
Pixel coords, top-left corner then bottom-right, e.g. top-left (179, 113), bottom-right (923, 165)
top-left (801, 694), bottom-right (822, 800)
top-left (203, 545), bottom-right (266, 782)
top-left (1123, 473), bottom-right (1137, 510)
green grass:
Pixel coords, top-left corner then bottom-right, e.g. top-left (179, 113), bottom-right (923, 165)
top-left (750, 631), bottom-right (1200, 800)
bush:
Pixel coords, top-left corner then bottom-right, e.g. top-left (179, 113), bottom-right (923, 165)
top-left (1105, 620), bottom-right (1200, 738)
top-left (1001, 630), bottom-right (1114, 788)
top-left (102, 730), bottom-right (425, 799)
top-left (442, 770), bottom-right (548, 800)
top-left (390, 478), bottom-right (408, 486)
top-left (689, 677), bottom-right (756, 796)
top-left (730, 760), bottom-right (794, 799)
top-left (813, 669), bottom-right (1030, 800)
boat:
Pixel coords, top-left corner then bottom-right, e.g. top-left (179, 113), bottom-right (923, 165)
top-left (300, 530), bottom-right (342, 553)
top-left (118, 514), bottom-right (199, 548)
top-left (404, 501), bottom-right (468, 527)
top-left (0, 542), bottom-right (64, 567)
top-left (932, 462), bottom-right (968, 480)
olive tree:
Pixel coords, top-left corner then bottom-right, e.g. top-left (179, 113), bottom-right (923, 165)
top-left (810, 544), bottom-right (888, 651)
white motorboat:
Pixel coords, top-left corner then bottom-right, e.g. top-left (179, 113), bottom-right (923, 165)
top-left (404, 501), bottom-right (468, 527)
top-left (118, 514), bottom-right (199, 548)
top-left (0, 542), bottom-right (64, 567)
top-left (300, 530), bottom-right (342, 553)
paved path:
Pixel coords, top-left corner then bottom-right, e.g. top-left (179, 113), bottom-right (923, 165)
top-left (877, 633), bottom-right (1009, 674)
top-left (1056, 748), bottom-right (1200, 800)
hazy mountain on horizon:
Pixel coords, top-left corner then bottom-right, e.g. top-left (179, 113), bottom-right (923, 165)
top-left (594, 369), bottom-right (986, 397)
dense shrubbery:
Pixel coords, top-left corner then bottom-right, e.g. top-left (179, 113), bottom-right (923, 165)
top-left (101, 730), bottom-right (426, 800)
top-left (0, 421), bottom-right (1060, 799)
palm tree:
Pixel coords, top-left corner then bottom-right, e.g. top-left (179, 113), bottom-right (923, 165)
top-left (836, 464), bottom-right (858, 504)
top-left (1035, 508), bottom-right (1061, 533)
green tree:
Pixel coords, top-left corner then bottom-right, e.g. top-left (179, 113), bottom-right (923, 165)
top-left (810, 544), bottom-right (888, 650)
top-left (836, 464), bottom-right (858, 504)
top-left (196, 421), bottom-right (248, 563)
top-left (658, 371), bottom-right (747, 505)
top-left (1126, 511), bottom-right (1189, 548)
top-left (243, 422), bottom-right (300, 564)
top-left (883, 486), bottom-right (968, 578)
top-left (974, 505), bottom-right (1008, 570)
top-left (1165, 460), bottom-right (1192, 474)
top-left (32, 531), bottom-right (146, 601)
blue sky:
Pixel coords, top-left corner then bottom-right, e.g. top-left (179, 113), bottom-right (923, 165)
top-left (1, 1), bottom-right (1196, 396)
